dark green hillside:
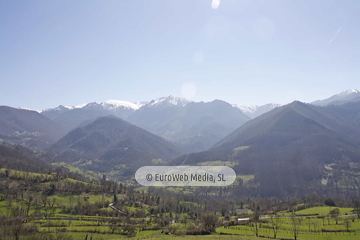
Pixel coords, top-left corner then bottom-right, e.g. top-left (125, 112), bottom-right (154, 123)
top-left (48, 116), bottom-right (185, 178)
top-left (0, 106), bottom-right (66, 149)
top-left (0, 142), bottom-right (92, 182)
top-left (0, 142), bottom-right (54, 174)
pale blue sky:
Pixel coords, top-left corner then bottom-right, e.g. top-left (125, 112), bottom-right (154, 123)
top-left (1, 0), bottom-right (360, 110)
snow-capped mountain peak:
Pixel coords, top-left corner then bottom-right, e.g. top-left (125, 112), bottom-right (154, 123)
top-left (41, 103), bottom-right (86, 113)
top-left (42, 105), bottom-right (70, 113)
top-left (148, 95), bottom-right (191, 107)
top-left (65, 103), bottom-right (87, 109)
top-left (232, 104), bottom-right (259, 114)
top-left (312, 89), bottom-right (360, 106)
top-left (18, 107), bottom-right (41, 113)
top-left (233, 103), bottom-right (281, 119)
top-left (101, 100), bottom-right (141, 110)
top-left (337, 89), bottom-right (360, 97)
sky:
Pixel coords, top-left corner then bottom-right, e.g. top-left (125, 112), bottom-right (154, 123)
top-left (1, 0), bottom-right (360, 110)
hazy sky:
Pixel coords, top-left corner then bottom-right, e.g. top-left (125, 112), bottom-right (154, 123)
top-left (1, 0), bottom-right (360, 110)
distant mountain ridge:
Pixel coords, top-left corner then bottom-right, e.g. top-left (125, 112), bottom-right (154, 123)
top-left (10, 89), bottom-right (360, 153)
top-left (42, 100), bottom-right (143, 119)
top-left (128, 99), bottom-right (250, 152)
top-left (25, 89), bottom-right (360, 116)
top-left (40, 96), bottom-right (250, 152)
top-left (311, 89), bottom-right (360, 106)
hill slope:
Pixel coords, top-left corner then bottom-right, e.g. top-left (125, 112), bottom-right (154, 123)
top-left (47, 116), bottom-right (185, 178)
top-left (0, 106), bottom-right (66, 149)
top-left (172, 101), bottom-right (360, 197)
top-left (0, 142), bottom-right (56, 174)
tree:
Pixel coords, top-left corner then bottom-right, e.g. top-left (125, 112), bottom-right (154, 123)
top-left (329, 208), bottom-right (341, 224)
top-left (40, 194), bottom-right (48, 208)
top-left (45, 197), bottom-right (57, 217)
top-left (201, 213), bottom-right (218, 233)
top-left (24, 193), bottom-right (33, 217)
top-left (108, 219), bottom-right (119, 234)
top-left (343, 218), bottom-right (351, 231)
top-left (354, 200), bottom-right (360, 218)
top-left (123, 224), bottom-right (137, 237)
top-left (251, 206), bottom-right (260, 237)
top-left (252, 221), bottom-right (259, 237)
top-left (11, 217), bottom-right (24, 240)
top-left (269, 214), bottom-right (281, 238)
top-left (325, 199), bottom-right (336, 207)
top-left (290, 213), bottom-right (302, 240)
top-left (306, 218), bottom-right (313, 232)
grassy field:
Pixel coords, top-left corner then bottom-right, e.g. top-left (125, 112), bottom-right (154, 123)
top-left (217, 226), bottom-right (358, 240)
top-left (215, 206), bottom-right (360, 240)
top-left (0, 167), bottom-right (56, 180)
top-left (295, 206), bottom-right (354, 216)
top-left (1, 167), bottom-right (360, 240)
top-left (6, 201), bottom-right (359, 240)
top-left (51, 162), bottom-right (101, 181)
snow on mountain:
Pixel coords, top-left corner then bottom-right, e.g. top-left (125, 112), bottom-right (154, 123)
top-left (232, 105), bottom-right (259, 114)
top-left (41, 105), bottom-right (71, 113)
top-left (42, 103), bottom-right (86, 113)
top-left (338, 89), bottom-right (360, 96)
top-left (101, 100), bottom-right (141, 110)
top-left (42, 100), bottom-right (140, 113)
top-left (41, 97), bottom-right (278, 120)
top-left (233, 103), bottom-right (281, 119)
top-left (17, 107), bottom-right (41, 113)
top-left (147, 95), bottom-right (191, 107)
top-left (64, 103), bottom-right (87, 110)
top-left (41, 100), bottom-right (142, 121)
top-left (311, 89), bottom-right (360, 106)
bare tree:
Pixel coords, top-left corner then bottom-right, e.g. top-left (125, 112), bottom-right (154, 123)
top-left (269, 214), bottom-right (281, 238)
top-left (251, 206), bottom-right (260, 237)
top-left (201, 213), bottom-right (218, 233)
top-left (329, 208), bottom-right (341, 224)
top-left (306, 218), bottom-right (313, 232)
top-left (290, 214), bottom-right (302, 240)
top-left (354, 200), bottom-right (360, 218)
top-left (24, 193), bottom-right (34, 217)
top-left (343, 218), bottom-right (351, 231)
top-left (11, 217), bottom-right (24, 240)
top-left (40, 194), bottom-right (48, 207)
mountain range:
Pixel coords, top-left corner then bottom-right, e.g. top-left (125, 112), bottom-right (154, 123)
top-left (2, 89), bottom-right (360, 197)
top-left (127, 96), bottom-right (250, 152)
top-left (40, 96), bottom-right (251, 152)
